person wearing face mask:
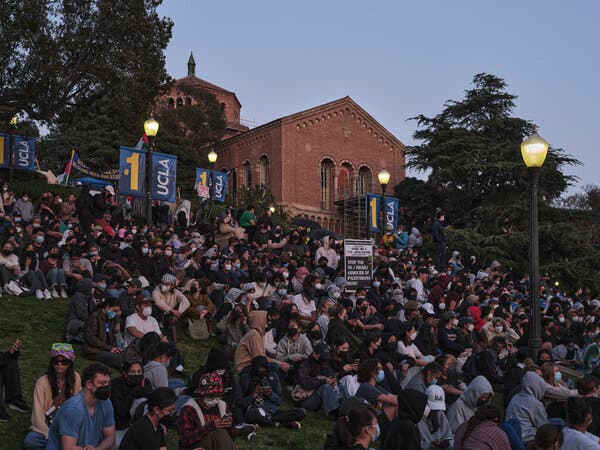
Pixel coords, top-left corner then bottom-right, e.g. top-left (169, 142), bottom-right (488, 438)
top-left (66, 278), bottom-right (95, 343)
top-left (119, 386), bottom-right (176, 450)
top-left (237, 355), bottom-right (305, 430)
top-left (177, 372), bottom-right (237, 450)
top-left (438, 312), bottom-right (467, 357)
top-left (381, 388), bottom-right (429, 450)
top-left (109, 361), bottom-right (152, 447)
top-left (45, 362), bottom-right (115, 450)
top-left (405, 362), bottom-right (443, 394)
top-left (276, 319), bottom-right (313, 381)
top-left (447, 375), bottom-right (494, 433)
top-left (296, 343), bottom-right (341, 416)
top-left (124, 295), bottom-right (164, 347)
top-left (83, 297), bottom-right (123, 369)
top-left (418, 384), bottom-right (454, 449)
top-left (457, 316), bottom-right (479, 350)
top-left (293, 286), bottom-right (317, 327)
top-left (540, 361), bottom-right (578, 418)
top-left (13, 192), bottom-right (35, 223)
top-left (152, 273), bottom-right (190, 342)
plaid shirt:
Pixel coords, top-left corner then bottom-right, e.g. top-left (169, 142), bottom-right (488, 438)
top-left (177, 404), bottom-right (234, 450)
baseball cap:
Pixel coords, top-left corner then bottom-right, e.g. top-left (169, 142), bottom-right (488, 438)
top-left (426, 384), bottom-right (446, 411)
top-left (314, 342), bottom-right (331, 360)
top-left (134, 294), bottom-right (154, 305)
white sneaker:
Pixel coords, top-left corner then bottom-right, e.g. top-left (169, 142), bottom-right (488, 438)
top-left (51, 289), bottom-right (59, 298)
top-left (60, 288), bottom-right (68, 299)
top-left (43, 289), bottom-right (52, 299)
top-left (7, 281), bottom-right (23, 295)
top-left (35, 290), bottom-right (44, 299)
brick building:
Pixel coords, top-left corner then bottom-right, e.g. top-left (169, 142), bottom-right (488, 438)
top-left (161, 55), bottom-right (406, 236)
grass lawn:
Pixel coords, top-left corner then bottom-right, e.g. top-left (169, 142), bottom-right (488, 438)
top-left (0, 295), bottom-right (333, 449)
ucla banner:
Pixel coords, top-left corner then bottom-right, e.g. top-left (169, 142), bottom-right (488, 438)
top-left (212, 171), bottom-right (228, 203)
top-left (366, 193), bottom-right (381, 233)
top-left (119, 147), bottom-right (146, 198)
top-left (384, 196), bottom-right (399, 231)
top-left (12, 136), bottom-right (36, 171)
top-left (0, 134), bottom-right (8, 169)
top-left (195, 168), bottom-right (210, 188)
top-left (151, 152), bottom-right (177, 202)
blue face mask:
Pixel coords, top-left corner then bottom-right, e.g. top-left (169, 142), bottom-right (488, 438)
top-left (376, 370), bottom-right (385, 382)
top-left (106, 309), bottom-right (117, 320)
top-left (429, 378), bottom-right (438, 386)
top-left (372, 281), bottom-right (381, 288)
top-left (554, 371), bottom-right (562, 382)
top-left (372, 423), bottom-right (380, 442)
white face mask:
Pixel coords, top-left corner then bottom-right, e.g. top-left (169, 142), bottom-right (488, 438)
top-left (409, 332), bottom-right (418, 341)
top-left (558, 317), bottom-right (565, 323)
top-left (467, 324), bottom-right (475, 332)
top-left (283, 271), bottom-right (289, 279)
top-left (165, 250), bottom-right (173, 257)
top-left (142, 306), bottom-right (152, 317)
top-left (487, 313), bottom-right (493, 319)
top-left (203, 397), bottom-right (219, 407)
top-left (224, 264), bottom-right (232, 271)
top-left (451, 319), bottom-right (459, 327)
top-left (160, 284), bottom-right (170, 293)
top-left (315, 283), bottom-right (324, 290)
top-left (216, 369), bottom-right (226, 376)
top-left (495, 326), bottom-right (504, 333)
top-left (439, 302), bottom-right (446, 310)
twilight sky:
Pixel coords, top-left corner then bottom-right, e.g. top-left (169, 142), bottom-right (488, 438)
top-left (158, 0), bottom-right (599, 193)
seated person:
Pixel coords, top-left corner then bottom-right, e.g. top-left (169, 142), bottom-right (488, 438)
top-left (177, 372), bottom-right (237, 450)
top-left (45, 363), bottom-right (115, 450)
top-left (24, 344), bottom-right (80, 450)
top-left (404, 362), bottom-right (443, 394)
top-left (562, 397), bottom-right (600, 449)
top-left (275, 319), bottom-right (313, 380)
top-left (83, 297), bottom-right (123, 369)
top-left (18, 242), bottom-right (52, 299)
top-left (448, 375), bottom-right (494, 434)
top-left (66, 278), bottom-right (95, 343)
top-left (236, 355), bottom-right (305, 429)
top-left (151, 273), bottom-right (190, 342)
top-left (417, 385), bottom-right (453, 450)
top-left (110, 360), bottom-right (152, 448)
top-left (324, 404), bottom-right (379, 450)
top-left (356, 359), bottom-right (399, 424)
top-left (296, 343), bottom-right (340, 416)
top-left (119, 386), bottom-right (176, 450)
top-left (216, 305), bottom-right (250, 349)
top-left (118, 278), bottom-right (143, 319)
top-left (39, 246), bottom-right (68, 298)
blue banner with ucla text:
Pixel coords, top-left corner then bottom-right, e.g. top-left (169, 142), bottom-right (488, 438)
top-left (212, 171), bottom-right (228, 203)
top-left (151, 152), bottom-right (177, 202)
top-left (119, 147), bottom-right (146, 198)
top-left (384, 196), bottom-right (399, 231)
top-left (366, 193), bottom-right (381, 233)
top-left (12, 136), bottom-right (36, 171)
top-left (0, 134), bottom-right (8, 169)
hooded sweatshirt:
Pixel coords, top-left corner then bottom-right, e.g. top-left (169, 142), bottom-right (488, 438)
top-left (67, 278), bottom-right (95, 323)
top-left (505, 371), bottom-right (549, 443)
top-left (234, 310), bottom-right (268, 372)
top-left (382, 389), bottom-right (428, 450)
top-left (447, 375), bottom-right (494, 433)
top-left (314, 236), bottom-right (338, 269)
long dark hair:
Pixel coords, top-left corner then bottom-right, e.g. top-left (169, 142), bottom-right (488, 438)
top-left (46, 359), bottom-right (76, 400)
top-left (461, 404), bottom-right (501, 446)
top-left (332, 405), bottom-right (375, 447)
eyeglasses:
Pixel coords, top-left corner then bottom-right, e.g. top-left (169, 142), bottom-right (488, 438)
top-left (52, 359), bottom-right (69, 366)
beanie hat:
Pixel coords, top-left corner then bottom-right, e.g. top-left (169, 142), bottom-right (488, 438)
top-left (161, 273), bottom-right (177, 284)
top-left (204, 348), bottom-right (229, 372)
top-left (195, 372), bottom-right (224, 397)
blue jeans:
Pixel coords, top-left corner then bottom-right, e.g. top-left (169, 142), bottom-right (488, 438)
top-left (46, 268), bottom-right (66, 288)
top-left (24, 431), bottom-right (46, 449)
top-left (302, 383), bottom-right (341, 415)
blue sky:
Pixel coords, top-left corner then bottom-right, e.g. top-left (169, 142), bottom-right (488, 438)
top-left (159, 0), bottom-right (599, 193)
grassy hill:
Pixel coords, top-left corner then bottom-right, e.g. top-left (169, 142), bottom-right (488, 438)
top-left (0, 296), bottom-right (332, 449)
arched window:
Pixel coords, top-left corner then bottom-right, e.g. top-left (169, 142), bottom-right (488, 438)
top-left (320, 158), bottom-right (334, 210)
top-left (186, 96), bottom-right (192, 106)
top-left (258, 155), bottom-right (270, 186)
top-left (357, 166), bottom-right (372, 196)
top-left (243, 161), bottom-right (252, 187)
top-left (176, 97), bottom-right (183, 108)
top-left (338, 162), bottom-right (354, 197)
top-left (168, 98), bottom-right (175, 109)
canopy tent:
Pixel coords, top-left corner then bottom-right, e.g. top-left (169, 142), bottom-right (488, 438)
top-left (69, 177), bottom-right (113, 190)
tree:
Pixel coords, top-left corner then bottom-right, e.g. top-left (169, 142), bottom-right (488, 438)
top-left (405, 73), bottom-right (579, 233)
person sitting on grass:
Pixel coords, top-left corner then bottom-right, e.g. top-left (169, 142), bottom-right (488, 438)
top-left (66, 278), bottom-right (95, 343)
top-left (45, 362), bottom-right (115, 450)
top-left (110, 360), bottom-right (153, 449)
top-left (119, 386), bottom-right (177, 450)
top-left (83, 296), bottom-right (123, 369)
top-left (0, 338), bottom-right (32, 421)
top-left (453, 404), bottom-right (511, 450)
top-left (177, 372), bottom-right (237, 450)
top-left (323, 404), bottom-right (379, 450)
top-left (236, 355), bottom-right (305, 430)
top-left (24, 343), bottom-right (81, 450)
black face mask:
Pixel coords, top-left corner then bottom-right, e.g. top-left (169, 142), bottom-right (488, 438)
top-left (2, 250), bottom-right (12, 255)
top-left (159, 412), bottom-right (176, 426)
top-left (94, 385), bottom-right (111, 401)
top-left (476, 398), bottom-right (489, 407)
top-left (287, 327), bottom-right (299, 338)
top-left (126, 375), bottom-right (143, 387)
top-left (308, 331), bottom-right (322, 341)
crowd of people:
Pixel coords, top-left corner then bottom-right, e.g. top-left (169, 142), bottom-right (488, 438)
top-left (0, 183), bottom-right (599, 450)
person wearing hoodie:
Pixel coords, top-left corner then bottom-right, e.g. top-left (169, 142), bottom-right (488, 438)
top-left (505, 371), bottom-right (549, 444)
top-left (447, 375), bottom-right (494, 433)
top-left (408, 227), bottom-right (422, 249)
top-left (66, 278), bottom-right (95, 343)
top-left (234, 310), bottom-right (290, 374)
top-left (382, 388), bottom-right (428, 450)
top-left (418, 384), bottom-right (454, 449)
top-left (236, 355), bottom-right (305, 429)
top-left (315, 236), bottom-right (338, 269)
top-left (13, 193), bottom-right (35, 223)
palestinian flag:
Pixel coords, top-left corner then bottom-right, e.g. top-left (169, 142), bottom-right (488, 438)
top-left (135, 134), bottom-right (149, 150)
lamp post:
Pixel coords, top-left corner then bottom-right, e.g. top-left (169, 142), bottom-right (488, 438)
top-left (521, 132), bottom-right (549, 360)
top-left (143, 115), bottom-right (159, 227)
top-left (208, 150), bottom-right (218, 204)
top-left (377, 169), bottom-right (390, 234)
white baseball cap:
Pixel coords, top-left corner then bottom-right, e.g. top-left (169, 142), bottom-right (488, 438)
top-left (426, 384), bottom-right (446, 411)
top-left (420, 303), bottom-right (435, 315)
